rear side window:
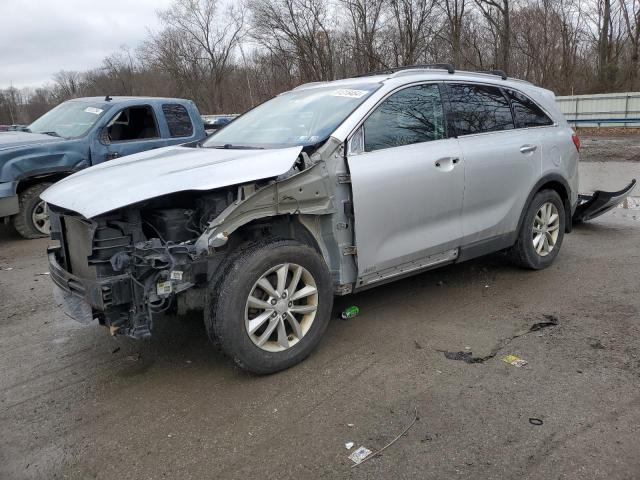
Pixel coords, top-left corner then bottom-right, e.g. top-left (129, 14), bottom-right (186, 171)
top-left (364, 84), bottom-right (445, 152)
top-left (507, 90), bottom-right (553, 128)
top-left (447, 83), bottom-right (514, 135)
top-left (162, 104), bottom-right (193, 138)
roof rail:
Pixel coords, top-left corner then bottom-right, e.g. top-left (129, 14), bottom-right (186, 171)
top-left (478, 70), bottom-right (508, 80)
top-left (356, 63), bottom-right (455, 78)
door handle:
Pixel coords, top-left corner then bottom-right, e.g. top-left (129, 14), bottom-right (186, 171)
top-left (435, 157), bottom-right (460, 168)
top-left (520, 144), bottom-right (537, 154)
top-left (106, 152), bottom-right (120, 160)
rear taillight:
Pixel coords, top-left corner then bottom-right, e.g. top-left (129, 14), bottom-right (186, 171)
top-left (572, 133), bottom-right (580, 152)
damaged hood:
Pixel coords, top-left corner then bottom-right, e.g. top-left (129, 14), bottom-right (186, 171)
top-left (0, 131), bottom-right (65, 150)
top-left (42, 145), bottom-right (303, 218)
top-left (0, 134), bottom-right (88, 184)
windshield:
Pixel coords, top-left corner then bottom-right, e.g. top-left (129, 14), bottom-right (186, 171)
top-left (203, 84), bottom-right (380, 149)
top-left (28, 101), bottom-right (107, 138)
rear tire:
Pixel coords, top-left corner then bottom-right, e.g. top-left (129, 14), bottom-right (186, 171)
top-left (510, 189), bottom-right (565, 270)
top-left (12, 183), bottom-right (53, 239)
top-left (205, 239), bottom-right (333, 374)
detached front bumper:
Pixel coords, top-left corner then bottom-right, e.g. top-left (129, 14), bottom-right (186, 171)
top-left (48, 245), bottom-right (133, 324)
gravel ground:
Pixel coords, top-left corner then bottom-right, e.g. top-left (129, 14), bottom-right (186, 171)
top-left (579, 133), bottom-right (640, 163)
top-left (1, 153), bottom-right (639, 479)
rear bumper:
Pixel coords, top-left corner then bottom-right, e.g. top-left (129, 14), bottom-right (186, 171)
top-left (48, 246), bottom-right (133, 322)
top-left (0, 181), bottom-right (19, 217)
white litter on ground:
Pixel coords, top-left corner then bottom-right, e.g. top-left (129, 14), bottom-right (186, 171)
top-left (348, 446), bottom-right (372, 464)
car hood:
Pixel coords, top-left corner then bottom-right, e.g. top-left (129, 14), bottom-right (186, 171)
top-left (0, 135), bottom-right (88, 184)
top-left (42, 145), bottom-right (303, 218)
top-left (0, 131), bottom-right (65, 150)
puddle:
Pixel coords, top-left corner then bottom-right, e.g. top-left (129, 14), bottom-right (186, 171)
top-left (618, 196), bottom-right (640, 210)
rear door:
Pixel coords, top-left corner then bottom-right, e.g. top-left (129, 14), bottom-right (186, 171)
top-left (347, 83), bottom-right (465, 285)
top-left (160, 102), bottom-right (200, 144)
top-left (447, 83), bottom-right (542, 246)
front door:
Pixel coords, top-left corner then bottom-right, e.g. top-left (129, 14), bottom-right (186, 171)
top-left (347, 83), bottom-right (465, 284)
top-left (91, 105), bottom-right (166, 165)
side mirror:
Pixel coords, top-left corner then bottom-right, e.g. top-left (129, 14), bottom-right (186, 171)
top-left (99, 127), bottom-right (111, 145)
top-left (348, 126), bottom-right (365, 155)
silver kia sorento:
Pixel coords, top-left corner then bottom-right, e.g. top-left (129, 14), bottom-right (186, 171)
top-left (42, 65), bottom-right (636, 373)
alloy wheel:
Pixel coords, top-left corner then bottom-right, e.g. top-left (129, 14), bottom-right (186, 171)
top-left (31, 200), bottom-right (50, 235)
top-left (532, 201), bottom-right (560, 256)
top-left (244, 263), bottom-right (318, 352)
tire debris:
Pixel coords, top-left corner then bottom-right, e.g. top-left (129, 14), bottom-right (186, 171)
top-left (439, 315), bottom-right (559, 364)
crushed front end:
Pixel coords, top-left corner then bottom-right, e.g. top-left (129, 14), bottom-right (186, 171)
top-left (47, 203), bottom-right (210, 338)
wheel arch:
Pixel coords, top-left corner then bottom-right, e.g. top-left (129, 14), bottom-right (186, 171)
top-left (231, 214), bottom-right (333, 267)
top-left (517, 174), bottom-right (573, 235)
top-left (16, 171), bottom-right (71, 194)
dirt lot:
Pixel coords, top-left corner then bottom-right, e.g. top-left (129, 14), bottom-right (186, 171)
top-left (580, 133), bottom-right (640, 163)
top-left (1, 146), bottom-right (640, 479)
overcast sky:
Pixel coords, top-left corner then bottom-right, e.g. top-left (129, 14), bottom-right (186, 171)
top-left (0, 0), bottom-right (173, 88)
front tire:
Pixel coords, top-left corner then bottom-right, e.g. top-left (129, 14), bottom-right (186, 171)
top-left (510, 189), bottom-right (565, 269)
top-left (12, 183), bottom-right (53, 239)
top-left (206, 239), bottom-right (333, 374)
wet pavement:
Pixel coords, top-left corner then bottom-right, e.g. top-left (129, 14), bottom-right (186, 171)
top-left (1, 156), bottom-right (639, 479)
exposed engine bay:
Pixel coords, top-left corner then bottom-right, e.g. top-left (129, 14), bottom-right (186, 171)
top-left (49, 189), bottom-right (232, 337)
top-left (46, 138), bottom-right (355, 339)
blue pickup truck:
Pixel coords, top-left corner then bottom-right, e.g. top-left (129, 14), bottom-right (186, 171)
top-left (0, 96), bottom-right (206, 238)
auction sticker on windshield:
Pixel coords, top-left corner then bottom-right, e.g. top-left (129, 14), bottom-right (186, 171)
top-left (332, 89), bottom-right (368, 98)
top-left (84, 107), bottom-right (103, 115)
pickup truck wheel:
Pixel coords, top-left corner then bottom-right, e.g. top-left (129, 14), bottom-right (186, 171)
top-left (510, 189), bottom-right (565, 269)
top-left (12, 183), bottom-right (53, 239)
top-left (206, 239), bottom-right (333, 374)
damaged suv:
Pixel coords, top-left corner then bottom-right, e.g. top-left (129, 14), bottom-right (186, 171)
top-left (43, 66), bottom-right (635, 373)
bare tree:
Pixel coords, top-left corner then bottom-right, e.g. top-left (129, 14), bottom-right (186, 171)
top-left (599, 0), bottom-right (614, 87)
top-left (474, 0), bottom-right (511, 71)
top-left (442, 0), bottom-right (468, 66)
top-left (143, 0), bottom-right (244, 111)
top-left (248, 0), bottom-right (336, 82)
top-left (52, 71), bottom-right (83, 100)
top-left (340, 0), bottom-right (388, 72)
top-left (389, 0), bottom-right (439, 66)
top-left (619, 0), bottom-right (640, 88)
top-left (6, 0), bottom-right (640, 123)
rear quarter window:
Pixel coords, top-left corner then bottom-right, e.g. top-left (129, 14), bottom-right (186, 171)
top-left (447, 83), bottom-right (514, 135)
top-left (162, 104), bottom-right (194, 138)
top-left (507, 90), bottom-right (554, 128)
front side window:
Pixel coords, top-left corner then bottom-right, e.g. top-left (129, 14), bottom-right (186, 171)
top-left (106, 105), bottom-right (159, 142)
top-left (28, 101), bottom-right (107, 138)
top-left (363, 84), bottom-right (445, 152)
top-left (507, 90), bottom-right (553, 128)
top-left (203, 84), bottom-right (379, 149)
top-left (163, 103), bottom-right (194, 137)
top-left (447, 83), bottom-right (514, 135)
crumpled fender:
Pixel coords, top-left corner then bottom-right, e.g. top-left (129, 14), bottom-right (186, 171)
top-left (195, 152), bottom-right (338, 255)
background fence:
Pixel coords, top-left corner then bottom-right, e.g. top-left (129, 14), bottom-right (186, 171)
top-left (556, 92), bottom-right (640, 127)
